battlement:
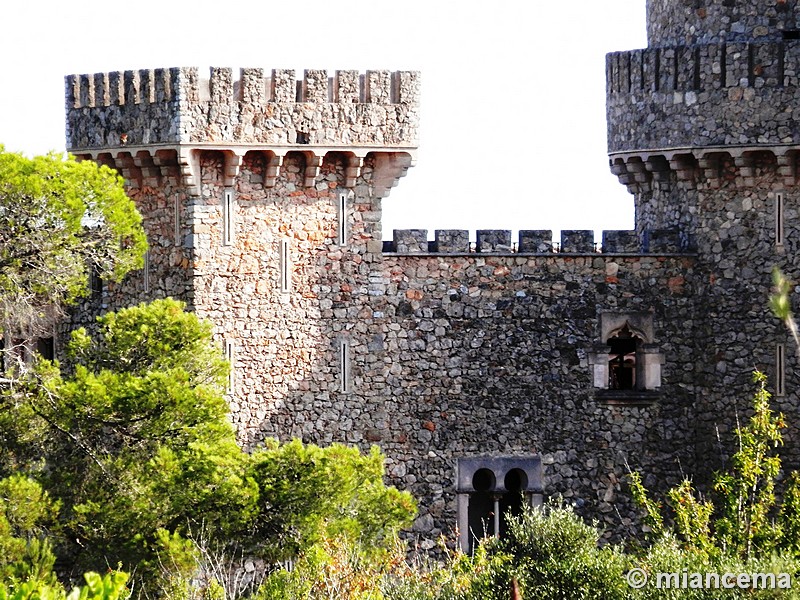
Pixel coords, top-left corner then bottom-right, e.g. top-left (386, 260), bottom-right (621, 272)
top-left (384, 229), bottom-right (694, 255)
top-left (607, 41), bottom-right (800, 153)
top-left (606, 42), bottom-right (800, 97)
top-left (66, 67), bottom-right (420, 151)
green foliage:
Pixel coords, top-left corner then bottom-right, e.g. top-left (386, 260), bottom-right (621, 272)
top-left (770, 267), bottom-right (800, 348)
top-left (258, 535), bottom-right (397, 600)
top-left (0, 475), bottom-right (60, 589)
top-left (247, 440), bottom-right (416, 561)
top-left (12, 300), bottom-right (256, 585)
top-left (498, 502), bottom-right (629, 600)
top-left (0, 571), bottom-right (130, 600)
top-left (0, 147), bottom-right (146, 328)
top-left (666, 479), bottom-right (715, 557)
top-left (628, 471), bottom-right (665, 541)
top-left (629, 371), bottom-right (800, 565)
top-left (382, 503), bottom-right (629, 600)
top-left (714, 372), bottom-right (785, 558)
top-left (0, 297), bottom-right (416, 596)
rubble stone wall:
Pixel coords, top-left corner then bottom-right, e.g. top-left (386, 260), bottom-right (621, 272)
top-left (607, 41), bottom-right (800, 152)
top-left (646, 0), bottom-right (799, 47)
top-left (66, 68), bottom-right (419, 150)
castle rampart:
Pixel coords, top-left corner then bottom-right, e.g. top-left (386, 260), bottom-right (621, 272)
top-left (66, 67), bottom-right (420, 151)
top-left (608, 41), bottom-right (800, 153)
top-left (386, 229), bottom-right (692, 254)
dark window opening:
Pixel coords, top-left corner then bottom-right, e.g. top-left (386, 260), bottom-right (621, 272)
top-left (608, 325), bottom-right (641, 390)
top-left (498, 469), bottom-right (528, 538)
top-left (467, 468), bottom-right (497, 548)
top-left (36, 337), bottom-right (54, 361)
top-left (90, 266), bottom-right (103, 297)
top-left (467, 468), bottom-right (535, 552)
top-left (295, 131), bottom-right (309, 144)
top-left (782, 30), bottom-right (800, 40)
top-left (0, 338), bottom-right (4, 372)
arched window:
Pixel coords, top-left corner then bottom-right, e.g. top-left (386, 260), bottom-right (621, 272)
top-left (590, 313), bottom-right (663, 402)
top-left (607, 324), bottom-right (642, 390)
top-left (456, 457), bottom-right (543, 553)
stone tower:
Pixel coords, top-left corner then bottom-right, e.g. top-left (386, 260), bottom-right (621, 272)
top-left (607, 0), bottom-right (800, 475)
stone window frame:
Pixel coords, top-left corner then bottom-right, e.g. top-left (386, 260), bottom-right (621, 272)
top-left (777, 343), bottom-right (786, 397)
top-left (174, 195), bottom-right (182, 246)
top-left (222, 188), bottom-right (235, 246)
top-left (337, 189), bottom-right (349, 246)
top-left (143, 250), bottom-right (151, 294)
top-left (455, 456), bottom-right (543, 553)
top-left (338, 338), bottom-right (351, 394)
top-left (590, 312), bottom-right (663, 405)
top-left (279, 239), bottom-right (291, 294)
top-left (776, 191), bottom-right (785, 249)
top-left (224, 339), bottom-right (235, 394)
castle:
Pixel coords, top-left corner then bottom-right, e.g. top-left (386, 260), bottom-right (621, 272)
top-left (62, 0), bottom-right (800, 552)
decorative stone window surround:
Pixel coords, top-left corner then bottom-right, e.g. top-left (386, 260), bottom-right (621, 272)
top-left (455, 456), bottom-right (543, 553)
top-left (590, 312), bottom-right (663, 405)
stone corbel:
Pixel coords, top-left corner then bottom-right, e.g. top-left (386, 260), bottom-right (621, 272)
top-left (777, 151), bottom-right (798, 187)
top-left (303, 152), bottom-right (323, 188)
top-left (113, 152), bottom-right (142, 187)
top-left (644, 155), bottom-right (671, 186)
top-left (697, 154), bottom-right (723, 188)
top-left (668, 154), bottom-right (696, 182)
top-left (609, 158), bottom-right (642, 194)
top-left (178, 148), bottom-right (201, 198)
top-left (626, 158), bottom-right (651, 193)
top-left (734, 153), bottom-right (755, 187)
top-left (152, 149), bottom-right (179, 181)
top-left (133, 150), bottom-right (160, 185)
top-left (264, 152), bottom-right (283, 187)
top-left (222, 150), bottom-right (244, 187)
top-left (372, 152), bottom-right (415, 199)
top-left (345, 154), bottom-right (365, 188)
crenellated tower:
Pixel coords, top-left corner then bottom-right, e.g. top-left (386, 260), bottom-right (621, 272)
top-left (608, 0), bottom-right (800, 476)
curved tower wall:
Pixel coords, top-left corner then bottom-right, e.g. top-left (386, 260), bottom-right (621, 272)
top-left (610, 1), bottom-right (800, 481)
top-left (646, 0), bottom-right (799, 46)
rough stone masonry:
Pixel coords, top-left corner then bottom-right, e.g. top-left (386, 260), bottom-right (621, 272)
top-left (61, 0), bottom-right (800, 552)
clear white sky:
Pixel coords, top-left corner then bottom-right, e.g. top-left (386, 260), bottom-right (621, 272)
top-left (0, 1), bottom-right (647, 241)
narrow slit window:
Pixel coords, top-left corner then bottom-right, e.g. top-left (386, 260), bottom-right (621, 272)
top-left (36, 337), bottom-right (55, 361)
top-left (143, 250), bottom-right (150, 293)
top-left (776, 192), bottom-right (785, 247)
top-left (338, 191), bottom-right (348, 246)
top-left (340, 340), bottom-right (350, 393)
top-left (225, 339), bottom-right (235, 393)
top-left (174, 195), bottom-right (181, 245)
top-left (777, 343), bottom-right (786, 397)
top-left (90, 265), bottom-right (103, 298)
top-left (223, 188), bottom-right (234, 246)
top-left (280, 240), bottom-right (291, 293)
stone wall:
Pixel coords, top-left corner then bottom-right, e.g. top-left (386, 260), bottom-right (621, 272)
top-left (61, 147), bottom-right (707, 546)
top-left (646, 0), bottom-right (799, 47)
top-left (66, 68), bottom-right (419, 150)
top-left (607, 41), bottom-right (800, 152)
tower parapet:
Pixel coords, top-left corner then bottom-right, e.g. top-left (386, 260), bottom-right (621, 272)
top-left (66, 67), bottom-right (418, 199)
top-left (66, 67), bottom-right (420, 151)
top-left (608, 41), bottom-right (800, 153)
